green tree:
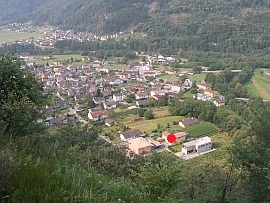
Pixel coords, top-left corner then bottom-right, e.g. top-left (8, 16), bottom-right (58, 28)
top-left (144, 109), bottom-right (154, 120)
top-left (137, 108), bottom-right (147, 117)
top-left (126, 93), bottom-right (135, 103)
top-left (231, 110), bottom-right (270, 202)
top-left (0, 54), bottom-right (46, 137)
top-left (192, 66), bottom-right (202, 74)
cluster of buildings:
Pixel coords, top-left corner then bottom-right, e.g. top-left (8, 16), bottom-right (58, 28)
top-left (148, 55), bottom-right (176, 64)
top-left (25, 53), bottom-right (220, 159)
top-left (121, 126), bottom-right (213, 158)
top-left (193, 81), bottom-right (226, 107)
top-left (29, 58), bottom-right (181, 126)
top-left (3, 23), bottom-right (119, 46)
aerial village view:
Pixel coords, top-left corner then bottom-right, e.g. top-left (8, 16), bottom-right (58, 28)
top-left (0, 1), bottom-right (269, 202)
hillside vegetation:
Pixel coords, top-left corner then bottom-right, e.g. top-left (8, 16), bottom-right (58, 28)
top-left (0, 0), bottom-right (270, 60)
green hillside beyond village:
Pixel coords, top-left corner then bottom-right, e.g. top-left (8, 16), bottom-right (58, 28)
top-left (0, 0), bottom-right (270, 202)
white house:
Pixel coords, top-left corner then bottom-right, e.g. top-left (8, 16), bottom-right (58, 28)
top-left (88, 110), bottom-right (108, 121)
top-left (135, 91), bottom-right (150, 100)
top-left (113, 93), bottom-right (123, 102)
top-left (158, 55), bottom-right (166, 63)
top-left (150, 89), bottom-right (165, 97)
top-left (104, 76), bottom-right (123, 85)
top-left (171, 82), bottom-right (185, 93)
top-left (182, 136), bottom-right (212, 155)
top-left (103, 101), bottom-right (117, 110)
top-left (92, 60), bottom-right (101, 68)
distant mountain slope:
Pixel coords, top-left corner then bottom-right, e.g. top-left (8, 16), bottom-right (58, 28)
top-left (1, 0), bottom-right (270, 58)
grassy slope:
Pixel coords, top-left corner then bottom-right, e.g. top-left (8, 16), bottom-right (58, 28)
top-left (244, 69), bottom-right (270, 100)
top-left (118, 115), bottom-right (184, 134)
top-left (0, 30), bottom-right (41, 43)
top-left (157, 74), bottom-right (179, 82)
top-left (28, 54), bottom-right (83, 65)
top-left (190, 74), bottom-right (206, 82)
top-left (185, 122), bottom-right (219, 138)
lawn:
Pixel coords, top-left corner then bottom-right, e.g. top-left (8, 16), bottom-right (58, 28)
top-left (108, 64), bottom-right (129, 70)
top-left (0, 30), bottom-right (42, 43)
top-left (244, 81), bottom-right (262, 98)
top-left (157, 74), bottom-right (179, 82)
top-left (152, 106), bottom-right (171, 118)
top-left (169, 144), bottom-right (182, 152)
top-left (182, 91), bottom-right (195, 100)
top-left (185, 122), bottom-right (219, 138)
top-left (28, 54), bottom-right (83, 65)
top-left (118, 115), bottom-right (184, 134)
top-left (251, 69), bottom-right (270, 100)
top-left (190, 73), bottom-right (206, 82)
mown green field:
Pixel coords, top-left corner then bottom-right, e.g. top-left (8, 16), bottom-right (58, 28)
top-left (189, 73), bottom-right (206, 81)
top-left (108, 64), bottom-right (129, 70)
top-left (0, 30), bottom-right (41, 44)
top-left (244, 81), bottom-right (262, 98)
top-left (185, 122), bottom-right (219, 138)
top-left (118, 115), bottom-right (184, 134)
top-left (244, 69), bottom-right (270, 100)
top-left (28, 54), bottom-right (83, 65)
top-left (157, 74), bottom-right (179, 82)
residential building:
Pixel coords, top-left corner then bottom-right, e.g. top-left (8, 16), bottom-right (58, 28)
top-left (136, 99), bottom-right (149, 107)
top-left (171, 82), bottom-right (185, 93)
top-left (179, 117), bottom-right (198, 128)
top-left (48, 116), bottom-right (68, 126)
top-left (162, 131), bottom-right (188, 145)
top-left (135, 91), bottom-right (150, 100)
top-left (104, 118), bottom-right (116, 127)
top-left (182, 136), bottom-right (212, 155)
top-left (103, 101), bottom-right (117, 109)
top-left (196, 81), bottom-right (212, 90)
top-left (113, 93), bottom-right (123, 102)
top-left (150, 89), bottom-right (165, 97)
top-left (93, 97), bottom-right (106, 105)
top-left (92, 60), bottom-right (101, 68)
top-left (104, 76), bottom-right (123, 85)
top-left (128, 137), bottom-right (152, 155)
top-left (213, 99), bottom-right (226, 107)
top-left (88, 110), bottom-right (108, 121)
top-left (120, 129), bottom-right (143, 141)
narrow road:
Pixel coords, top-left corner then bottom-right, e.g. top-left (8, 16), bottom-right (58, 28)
top-left (98, 134), bottom-right (113, 144)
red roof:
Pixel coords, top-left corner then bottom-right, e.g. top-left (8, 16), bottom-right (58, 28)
top-left (90, 110), bottom-right (108, 118)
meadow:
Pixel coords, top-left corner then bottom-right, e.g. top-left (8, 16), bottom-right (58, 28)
top-left (189, 73), bottom-right (206, 81)
top-left (117, 115), bottom-right (184, 134)
top-left (185, 122), bottom-right (219, 138)
top-left (28, 54), bottom-right (83, 65)
top-left (157, 74), bottom-right (179, 82)
top-left (0, 30), bottom-right (41, 44)
top-left (244, 69), bottom-right (270, 100)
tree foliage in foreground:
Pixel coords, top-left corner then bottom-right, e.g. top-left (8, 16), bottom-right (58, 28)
top-left (0, 54), bottom-right (47, 137)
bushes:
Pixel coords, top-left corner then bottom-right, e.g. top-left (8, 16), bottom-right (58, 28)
top-left (173, 121), bottom-right (178, 125)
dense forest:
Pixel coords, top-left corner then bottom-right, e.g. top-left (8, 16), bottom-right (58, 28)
top-left (1, 0), bottom-right (270, 65)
